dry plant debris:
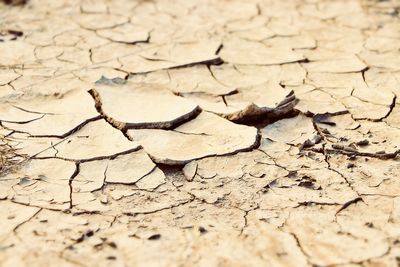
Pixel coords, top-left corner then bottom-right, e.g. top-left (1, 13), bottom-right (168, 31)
top-left (0, 0), bottom-right (400, 266)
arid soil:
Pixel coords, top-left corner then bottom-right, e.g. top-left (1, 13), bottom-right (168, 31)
top-left (1, 0), bottom-right (400, 266)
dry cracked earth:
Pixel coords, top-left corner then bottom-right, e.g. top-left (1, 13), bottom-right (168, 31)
top-left (0, 0), bottom-right (400, 266)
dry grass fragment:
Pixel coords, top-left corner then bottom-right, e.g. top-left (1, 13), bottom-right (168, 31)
top-left (0, 134), bottom-right (24, 176)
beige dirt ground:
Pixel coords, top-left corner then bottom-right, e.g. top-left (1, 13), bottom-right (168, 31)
top-left (1, 0), bottom-right (400, 266)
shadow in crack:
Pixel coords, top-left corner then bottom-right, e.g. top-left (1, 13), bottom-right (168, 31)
top-left (1, 0), bottom-right (28, 5)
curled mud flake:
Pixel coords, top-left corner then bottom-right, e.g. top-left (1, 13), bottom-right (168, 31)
top-left (185, 82), bottom-right (298, 123)
top-left (222, 83), bottom-right (298, 123)
top-left (129, 112), bottom-right (259, 165)
top-left (91, 82), bottom-right (200, 130)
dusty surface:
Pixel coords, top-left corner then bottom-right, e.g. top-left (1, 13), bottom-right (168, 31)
top-left (1, 0), bottom-right (400, 266)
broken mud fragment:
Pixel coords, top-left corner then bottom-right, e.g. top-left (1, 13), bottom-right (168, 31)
top-left (50, 119), bottom-right (141, 161)
top-left (91, 82), bottom-right (201, 130)
top-left (129, 112), bottom-right (259, 165)
top-left (1, 90), bottom-right (101, 137)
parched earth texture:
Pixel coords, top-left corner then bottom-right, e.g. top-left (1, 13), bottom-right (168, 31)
top-left (1, 0), bottom-right (400, 266)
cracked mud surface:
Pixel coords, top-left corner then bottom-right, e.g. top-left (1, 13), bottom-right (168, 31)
top-left (1, 0), bottom-right (400, 266)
